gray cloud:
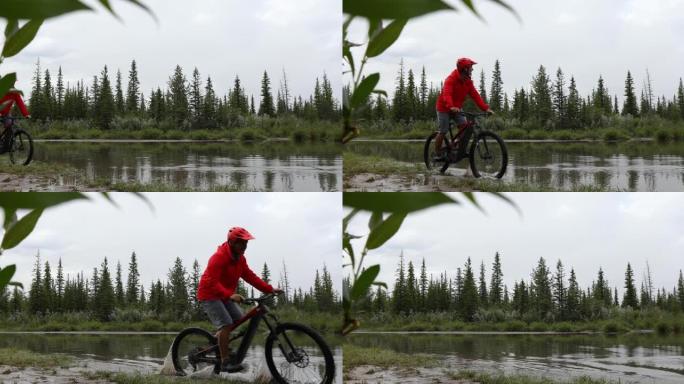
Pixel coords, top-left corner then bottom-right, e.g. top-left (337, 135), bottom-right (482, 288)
top-left (346, 0), bottom-right (684, 104)
top-left (3, 0), bottom-right (340, 105)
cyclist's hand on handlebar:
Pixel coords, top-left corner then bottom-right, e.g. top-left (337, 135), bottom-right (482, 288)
top-left (229, 293), bottom-right (245, 303)
top-left (450, 107), bottom-right (462, 113)
top-left (272, 288), bottom-right (284, 295)
top-left (486, 109), bottom-right (495, 116)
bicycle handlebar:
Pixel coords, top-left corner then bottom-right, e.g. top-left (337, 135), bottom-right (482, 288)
top-left (451, 111), bottom-right (490, 118)
top-left (241, 291), bottom-right (282, 306)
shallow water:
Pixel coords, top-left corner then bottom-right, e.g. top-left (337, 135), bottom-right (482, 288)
top-left (346, 141), bottom-right (684, 191)
top-left (0, 332), bottom-right (343, 383)
top-left (346, 332), bottom-right (684, 383)
top-left (33, 141), bottom-right (342, 191)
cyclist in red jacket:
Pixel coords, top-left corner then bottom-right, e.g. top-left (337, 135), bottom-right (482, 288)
top-left (1, 89), bottom-right (31, 151)
top-left (435, 58), bottom-right (493, 161)
top-left (197, 227), bottom-right (283, 373)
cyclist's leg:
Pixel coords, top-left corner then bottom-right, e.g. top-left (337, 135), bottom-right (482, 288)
top-left (454, 114), bottom-right (471, 160)
top-left (201, 300), bottom-right (236, 368)
top-left (435, 111), bottom-right (450, 158)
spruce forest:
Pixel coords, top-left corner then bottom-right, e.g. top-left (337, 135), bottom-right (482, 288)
top-left (0, 251), bottom-right (340, 325)
top-left (352, 59), bottom-right (684, 140)
top-left (21, 59), bottom-right (338, 136)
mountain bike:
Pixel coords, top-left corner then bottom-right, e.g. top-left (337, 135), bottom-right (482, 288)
top-left (424, 111), bottom-right (507, 178)
top-left (171, 292), bottom-right (335, 384)
top-left (0, 116), bottom-right (33, 165)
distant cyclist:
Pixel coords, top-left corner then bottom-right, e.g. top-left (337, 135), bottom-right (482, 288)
top-left (0, 88), bottom-right (31, 152)
top-left (435, 58), bottom-right (493, 161)
top-left (196, 227), bottom-right (283, 373)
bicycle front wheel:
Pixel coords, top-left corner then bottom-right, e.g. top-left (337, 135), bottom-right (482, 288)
top-left (171, 327), bottom-right (221, 376)
top-left (10, 129), bottom-right (33, 166)
top-left (423, 132), bottom-right (440, 170)
top-left (469, 131), bottom-right (508, 178)
top-left (265, 322), bottom-right (335, 384)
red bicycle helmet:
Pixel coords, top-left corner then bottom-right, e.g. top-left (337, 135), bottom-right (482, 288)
top-left (227, 227), bottom-right (255, 242)
top-left (457, 57), bottom-right (477, 71)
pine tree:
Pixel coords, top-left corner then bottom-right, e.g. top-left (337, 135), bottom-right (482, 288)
top-left (56, 258), bottom-right (64, 310)
top-left (393, 59), bottom-right (407, 121)
top-left (201, 76), bottom-right (217, 127)
top-left (489, 252), bottom-right (504, 306)
top-left (126, 60), bottom-right (140, 114)
top-left (478, 69), bottom-right (488, 105)
top-left (531, 65), bottom-right (553, 125)
top-left (392, 252), bottom-right (407, 314)
top-left (168, 257), bottom-right (189, 318)
top-left (95, 66), bottom-right (115, 129)
top-left (419, 258), bottom-right (428, 311)
top-left (566, 76), bottom-right (580, 128)
top-left (96, 257), bottom-right (115, 321)
top-left (622, 263), bottom-right (639, 309)
top-left (677, 270), bottom-right (684, 311)
top-left (28, 252), bottom-right (45, 314)
top-left (55, 67), bottom-right (65, 119)
top-left (553, 68), bottom-right (567, 128)
top-left (478, 261), bottom-right (488, 307)
top-left (677, 78), bottom-right (684, 120)
top-left (531, 257), bottom-right (553, 319)
top-left (622, 71), bottom-right (639, 116)
top-left (419, 67), bottom-right (429, 119)
top-left (553, 260), bottom-right (566, 318)
top-left (261, 263), bottom-right (271, 284)
top-left (258, 71), bottom-right (275, 116)
top-left (115, 260), bottom-right (124, 307)
top-left (190, 259), bottom-right (201, 317)
top-left (115, 69), bottom-right (125, 115)
top-left (189, 67), bottom-right (203, 125)
top-left (42, 69), bottom-right (54, 118)
top-left (406, 69), bottom-right (418, 120)
top-left (566, 268), bottom-right (580, 320)
top-left (43, 260), bottom-right (54, 313)
top-left (126, 252), bottom-right (140, 306)
top-left (168, 65), bottom-right (189, 125)
top-left (29, 59), bottom-right (46, 119)
top-left (489, 60), bottom-right (504, 112)
top-left (461, 258), bottom-right (479, 321)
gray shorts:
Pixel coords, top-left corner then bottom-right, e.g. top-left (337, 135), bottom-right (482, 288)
top-left (437, 111), bottom-right (466, 134)
top-left (201, 300), bottom-right (243, 330)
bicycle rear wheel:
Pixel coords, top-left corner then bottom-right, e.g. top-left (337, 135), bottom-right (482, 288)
top-left (171, 327), bottom-right (221, 376)
top-left (265, 322), bottom-right (335, 384)
top-left (469, 131), bottom-right (508, 178)
top-left (10, 129), bottom-right (33, 166)
top-left (423, 132), bottom-right (441, 170)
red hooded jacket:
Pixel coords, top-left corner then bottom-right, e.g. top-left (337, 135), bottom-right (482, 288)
top-left (197, 242), bottom-right (274, 301)
top-left (0, 91), bottom-right (30, 117)
top-left (436, 69), bottom-right (489, 113)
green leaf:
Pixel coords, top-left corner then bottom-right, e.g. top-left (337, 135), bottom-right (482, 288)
top-left (8, 281), bottom-right (23, 289)
top-left (0, 265), bottom-right (17, 289)
top-left (0, 0), bottom-right (91, 19)
top-left (366, 19), bottom-right (407, 58)
top-left (0, 74), bottom-right (17, 102)
top-left (372, 89), bottom-right (388, 97)
top-left (372, 281), bottom-right (388, 289)
top-left (366, 212), bottom-right (406, 250)
top-left (344, 192), bottom-right (459, 213)
top-left (351, 264), bottom-right (380, 300)
top-left (3, 207), bottom-right (17, 230)
top-left (367, 19), bottom-right (382, 40)
top-left (368, 211), bottom-right (383, 231)
top-left (343, 208), bottom-right (360, 232)
top-left (351, 73), bottom-right (380, 108)
top-left (0, 192), bottom-right (88, 209)
top-left (344, 0), bottom-right (453, 19)
top-left (2, 19), bottom-right (44, 58)
top-left (4, 19), bottom-right (19, 39)
top-left (1, 208), bottom-right (43, 250)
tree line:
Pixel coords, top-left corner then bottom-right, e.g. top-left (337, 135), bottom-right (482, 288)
top-left (24, 59), bottom-right (339, 130)
top-left (0, 251), bottom-right (340, 322)
top-left (354, 251), bottom-right (684, 322)
top-left (354, 59), bottom-right (684, 130)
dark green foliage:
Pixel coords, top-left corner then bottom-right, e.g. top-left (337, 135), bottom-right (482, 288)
top-left (622, 71), bottom-right (639, 117)
top-left (126, 252), bottom-right (140, 306)
top-left (622, 263), bottom-right (639, 309)
top-left (258, 71), bottom-right (275, 117)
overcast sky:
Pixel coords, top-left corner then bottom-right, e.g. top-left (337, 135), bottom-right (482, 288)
top-left (347, 0), bottom-right (684, 104)
top-left (5, 192), bottom-right (341, 296)
top-left (345, 193), bottom-right (684, 296)
top-left (3, 0), bottom-right (340, 104)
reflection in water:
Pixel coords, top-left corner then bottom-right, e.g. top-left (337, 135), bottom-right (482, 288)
top-left (347, 333), bottom-right (684, 383)
top-left (34, 141), bottom-right (341, 191)
top-left (347, 141), bottom-right (684, 191)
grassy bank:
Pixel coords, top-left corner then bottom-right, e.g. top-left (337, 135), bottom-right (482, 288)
top-left (343, 152), bottom-right (612, 192)
top-left (82, 371), bottom-right (250, 384)
top-left (343, 344), bottom-right (439, 370)
top-left (23, 117), bottom-right (337, 143)
top-left (0, 347), bottom-right (72, 368)
top-left (358, 116), bottom-right (684, 142)
top-left (355, 310), bottom-right (684, 334)
top-left (448, 370), bottom-right (618, 384)
top-left (0, 308), bottom-right (340, 334)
